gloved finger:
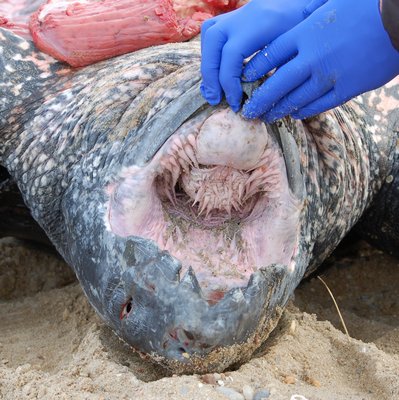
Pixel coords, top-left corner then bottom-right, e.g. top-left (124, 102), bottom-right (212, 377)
top-left (242, 59), bottom-right (310, 119)
top-left (219, 29), bottom-right (280, 112)
top-left (218, 41), bottom-right (245, 112)
top-left (242, 32), bottom-right (298, 82)
top-left (201, 18), bottom-right (216, 51)
top-left (263, 74), bottom-right (335, 123)
top-left (200, 23), bottom-right (228, 105)
top-left (303, 0), bottom-right (328, 17)
top-left (291, 89), bottom-right (342, 119)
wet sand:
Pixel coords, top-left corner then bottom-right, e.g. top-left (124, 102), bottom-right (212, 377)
top-left (0, 237), bottom-right (398, 400)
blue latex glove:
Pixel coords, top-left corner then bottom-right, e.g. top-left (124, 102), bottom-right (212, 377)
top-left (200, 0), bottom-right (322, 112)
top-left (242, 0), bottom-right (399, 122)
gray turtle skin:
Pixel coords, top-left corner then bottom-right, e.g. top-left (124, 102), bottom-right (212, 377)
top-left (0, 28), bottom-right (398, 373)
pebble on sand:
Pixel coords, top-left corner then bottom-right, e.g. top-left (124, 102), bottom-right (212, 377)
top-left (282, 375), bottom-right (296, 384)
top-left (216, 386), bottom-right (245, 400)
top-left (242, 384), bottom-right (255, 400)
top-left (253, 388), bottom-right (271, 400)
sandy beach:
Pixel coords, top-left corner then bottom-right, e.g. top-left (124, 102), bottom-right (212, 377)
top-left (0, 237), bottom-right (398, 400)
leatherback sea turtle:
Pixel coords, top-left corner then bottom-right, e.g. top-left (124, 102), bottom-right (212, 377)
top-left (1, 28), bottom-right (398, 373)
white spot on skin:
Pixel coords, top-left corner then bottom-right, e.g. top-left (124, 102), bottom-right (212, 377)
top-left (18, 41), bottom-right (30, 51)
top-left (39, 72), bottom-right (53, 79)
top-left (37, 153), bottom-right (48, 164)
top-left (93, 157), bottom-right (101, 168)
top-left (13, 54), bottom-right (23, 62)
top-left (11, 83), bottom-right (23, 96)
top-left (368, 125), bottom-right (378, 135)
top-left (40, 176), bottom-right (48, 186)
top-left (5, 64), bottom-right (15, 73)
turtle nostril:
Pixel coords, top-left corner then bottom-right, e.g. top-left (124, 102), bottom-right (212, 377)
top-left (120, 297), bottom-right (133, 320)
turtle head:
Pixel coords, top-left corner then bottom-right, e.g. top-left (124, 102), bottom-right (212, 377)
top-left (1, 32), bottom-right (308, 373)
top-left (58, 102), bottom-right (307, 373)
top-left (0, 22), bottom-right (382, 374)
top-left (0, 31), bottom-right (308, 371)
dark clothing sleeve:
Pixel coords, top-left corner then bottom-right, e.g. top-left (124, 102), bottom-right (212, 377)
top-left (381, 0), bottom-right (399, 51)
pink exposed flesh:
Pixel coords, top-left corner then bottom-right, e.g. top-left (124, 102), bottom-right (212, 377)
top-left (0, 0), bottom-right (43, 38)
top-left (0, 0), bottom-right (240, 67)
top-left (107, 108), bottom-right (301, 300)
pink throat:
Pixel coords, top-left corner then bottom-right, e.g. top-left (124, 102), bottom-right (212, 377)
top-left (106, 108), bottom-right (301, 300)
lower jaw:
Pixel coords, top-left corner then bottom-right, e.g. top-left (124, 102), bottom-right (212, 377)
top-left (153, 305), bottom-right (286, 374)
top-left (107, 107), bottom-right (302, 299)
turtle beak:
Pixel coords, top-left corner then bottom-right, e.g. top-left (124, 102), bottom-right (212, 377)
top-left (102, 237), bottom-right (299, 373)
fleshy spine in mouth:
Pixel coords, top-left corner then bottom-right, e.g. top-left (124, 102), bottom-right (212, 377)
top-left (156, 132), bottom-right (281, 226)
top-left (108, 107), bottom-right (301, 300)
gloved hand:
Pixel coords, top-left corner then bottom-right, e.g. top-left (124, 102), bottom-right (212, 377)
top-left (242, 0), bottom-right (399, 122)
top-left (200, 0), bottom-right (322, 112)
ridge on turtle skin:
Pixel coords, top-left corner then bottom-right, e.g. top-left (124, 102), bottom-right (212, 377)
top-left (1, 27), bottom-right (399, 373)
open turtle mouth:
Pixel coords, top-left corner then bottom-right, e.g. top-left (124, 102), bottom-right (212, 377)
top-left (106, 106), bottom-right (302, 303)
